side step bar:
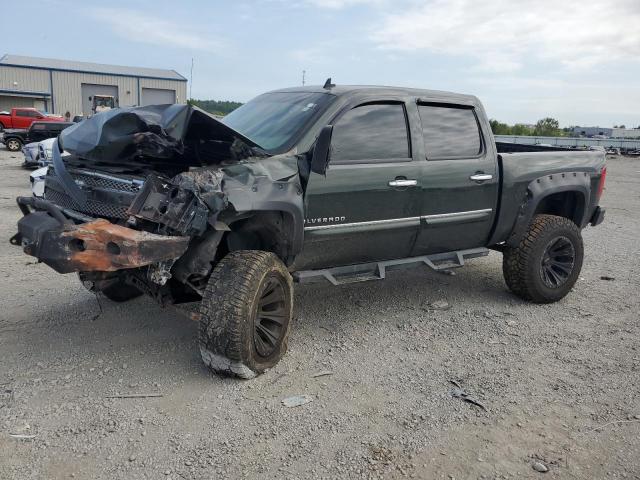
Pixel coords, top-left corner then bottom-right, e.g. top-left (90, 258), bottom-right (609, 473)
top-left (293, 248), bottom-right (490, 286)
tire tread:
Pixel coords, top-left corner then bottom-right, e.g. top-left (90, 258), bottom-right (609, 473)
top-left (199, 250), bottom-right (292, 379)
top-left (503, 214), bottom-right (583, 303)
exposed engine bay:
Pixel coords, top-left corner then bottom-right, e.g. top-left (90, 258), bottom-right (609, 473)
top-left (12, 105), bottom-right (305, 304)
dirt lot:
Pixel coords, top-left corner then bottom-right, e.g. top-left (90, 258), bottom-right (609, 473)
top-left (0, 147), bottom-right (638, 480)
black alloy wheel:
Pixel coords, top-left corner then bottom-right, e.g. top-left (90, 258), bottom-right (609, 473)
top-left (253, 275), bottom-right (288, 358)
top-left (539, 236), bottom-right (575, 288)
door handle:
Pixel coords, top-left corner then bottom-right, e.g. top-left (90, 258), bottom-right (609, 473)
top-left (469, 174), bottom-right (493, 182)
top-left (388, 179), bottom-right (417, 187)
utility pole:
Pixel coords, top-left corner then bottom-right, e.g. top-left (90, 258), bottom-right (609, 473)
top-left (189, 58), bottom-right (194, 100)
top-left (302, 70), bottom-right (306, 86)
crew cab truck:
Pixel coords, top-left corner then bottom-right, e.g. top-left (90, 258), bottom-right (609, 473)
top-left (11, 85), bottom-right (606, 379)
top-left (0, 107), bottom-right (64, 132)
top-left (1, 121), bottom-right (74, 152)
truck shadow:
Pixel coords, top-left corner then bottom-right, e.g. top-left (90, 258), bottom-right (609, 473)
top-left (14, 257), bottom-right (523, 380)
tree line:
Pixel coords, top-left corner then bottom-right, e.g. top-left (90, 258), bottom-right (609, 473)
top-left (489, 118), bottom-right (567, 137)
top-left (188, 99), bottom-right (243, 116)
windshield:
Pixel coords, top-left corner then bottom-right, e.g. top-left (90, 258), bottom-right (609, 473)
top-left (221, 92), bottom-right (333, 152)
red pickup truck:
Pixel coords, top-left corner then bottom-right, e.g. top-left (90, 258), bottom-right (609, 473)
top-left (0, 108), bottom-right (64, 131)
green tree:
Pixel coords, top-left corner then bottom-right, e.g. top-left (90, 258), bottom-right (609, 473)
top-left (188, 99), bottom-right (243, 116)
top-left (489, 119), bottom-right (512, 135)
top-left (512, 123), bottom-right (534, 136)
top-left (533, 117), bottom-right (561, 136)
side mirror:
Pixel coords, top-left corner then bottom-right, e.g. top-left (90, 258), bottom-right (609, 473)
top-left (310, 125), bottom-right (333, 175)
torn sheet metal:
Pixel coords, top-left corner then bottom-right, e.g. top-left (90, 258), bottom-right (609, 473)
top-left (127, 174), bottom-right (211, 236)
top-left (58, 104), bottom-right (266, 175)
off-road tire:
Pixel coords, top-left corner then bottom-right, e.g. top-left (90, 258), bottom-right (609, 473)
top-left (6, 138), bottom-right (22, 151)
top-left (199, 250), bottom-right (293, 379)
top-left (503, 214), bottom-right (583, 303)
top-left (78, 273), bottom-right (143, 303)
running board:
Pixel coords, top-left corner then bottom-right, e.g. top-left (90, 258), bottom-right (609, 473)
top-left (293, 248), bottom-right (490, 286)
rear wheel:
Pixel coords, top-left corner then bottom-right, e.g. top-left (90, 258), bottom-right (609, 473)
top-left (6, 138), bottom-right (22, 151)
top-left (198, 250), bottom-right (293, 379)
top-left (503, 214), bottom-right (583, 303)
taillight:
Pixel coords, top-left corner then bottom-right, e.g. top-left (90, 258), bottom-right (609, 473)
top-left (596, 167), bottom-right (607, 200)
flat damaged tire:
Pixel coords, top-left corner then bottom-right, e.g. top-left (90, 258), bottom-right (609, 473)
top-left (199, 250), bottom-right (293, 379)
top-left (503, 214), bottom-right (584, 303)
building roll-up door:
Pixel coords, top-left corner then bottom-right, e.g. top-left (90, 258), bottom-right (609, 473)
top-left (141, 88), bottom-right (176, 106)
top-left (81, 84), bottom-right (119, 117)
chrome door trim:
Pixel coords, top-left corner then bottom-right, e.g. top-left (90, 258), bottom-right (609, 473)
top-left (422, 208), bottom-right (493, 225)
top-left (304, 216), bottom-right (420, 233)
top-left (304, 208), bottom-right (493, 232)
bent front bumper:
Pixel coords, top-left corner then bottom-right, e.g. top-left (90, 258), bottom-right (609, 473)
top-left (11, 197), bottom-right (190, 274)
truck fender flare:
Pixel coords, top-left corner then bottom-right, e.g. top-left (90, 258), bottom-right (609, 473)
top-left (241, 200), bottom-right (305, 256)
top-left (506, 172), bottom-right (591, 248)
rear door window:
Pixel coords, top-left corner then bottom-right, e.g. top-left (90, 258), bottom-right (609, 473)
top-left (418, 104), bottom-right (483, 159)
top-left (331, 103), bottom-right (410, 163)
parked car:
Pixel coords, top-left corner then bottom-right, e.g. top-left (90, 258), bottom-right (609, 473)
top-left (22, 137), bottom-right (56, 168)
top-left (1, 121), bottom-right (74, 151)
top-left (0, 108), bottom-right (65, 131)
top-left (11, 85), bottom-right (606, 379)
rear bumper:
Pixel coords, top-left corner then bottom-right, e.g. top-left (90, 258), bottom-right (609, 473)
top-left (11, 196), bottom-right (190, 274)
top-left (590, 206), bottom-right (605, 226)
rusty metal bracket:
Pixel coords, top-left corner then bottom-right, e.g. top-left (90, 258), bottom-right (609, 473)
top-left (59, 219), bottom-right (190, 272)
top-left (16, 211), bottom-right (190, 274)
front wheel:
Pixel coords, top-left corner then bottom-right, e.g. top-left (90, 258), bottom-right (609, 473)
top-left (503, 214), bottom-right (584, 303)
top-left (198, 250), bottom-right (293, 379)
top-left (6, 138), bottom-right (22, 151)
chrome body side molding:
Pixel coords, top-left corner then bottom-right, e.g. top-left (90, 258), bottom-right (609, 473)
top-left (304, 209), bottom-right (493, 233)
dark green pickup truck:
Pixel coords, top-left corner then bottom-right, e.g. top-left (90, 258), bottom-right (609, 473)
top-left (12, 83), bottom-right (606, 378)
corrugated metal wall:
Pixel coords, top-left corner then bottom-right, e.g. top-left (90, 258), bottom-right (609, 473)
top-left (0, 95), bottom-right (37, 111)
top-left (1, 65), bottom-right (187, 117)
top-left (52, 71), bottom-right (137, 116)
top-left (0, 66), bottom-right (49, 93)
top-left (140, 78), bottom-right (187, 104)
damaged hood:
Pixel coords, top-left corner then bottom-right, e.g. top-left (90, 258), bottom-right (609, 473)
top-left (58, 104), bottom-right (266, 174)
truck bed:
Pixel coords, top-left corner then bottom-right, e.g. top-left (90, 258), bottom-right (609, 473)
top-left (490, 148), bottom-right (606, 245)
top-left (496, 141), bottom-right (573, 153)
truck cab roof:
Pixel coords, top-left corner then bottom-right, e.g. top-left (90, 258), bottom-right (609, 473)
top-left (267, 84), bottom-right (480, 103)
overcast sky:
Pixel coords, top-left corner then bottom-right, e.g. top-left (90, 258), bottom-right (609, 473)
top-left (8, 0), bottom-right (640, 126)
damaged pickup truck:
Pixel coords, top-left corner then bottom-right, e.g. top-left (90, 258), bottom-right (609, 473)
top-left (11, 85), bottom-right (606, 378)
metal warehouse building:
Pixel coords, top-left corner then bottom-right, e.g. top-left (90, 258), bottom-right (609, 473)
top-left (0, 54), bottom-right (187, 117)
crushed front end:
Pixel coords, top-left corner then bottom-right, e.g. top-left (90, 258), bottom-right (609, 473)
top-left (11, 104), bottom-right (301, 304)
top-left (11, 158), bottom-right (220, 303)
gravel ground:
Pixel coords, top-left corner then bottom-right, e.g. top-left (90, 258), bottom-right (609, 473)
top-left (0, 147), bottom-right (638, 480)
